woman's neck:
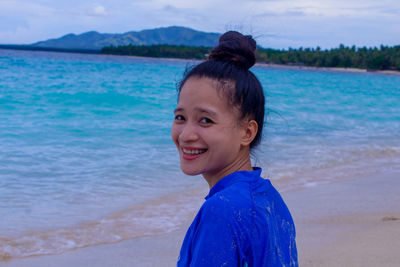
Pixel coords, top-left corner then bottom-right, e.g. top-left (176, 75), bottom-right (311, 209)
top-left (202, 148), bottom-right (252, 189)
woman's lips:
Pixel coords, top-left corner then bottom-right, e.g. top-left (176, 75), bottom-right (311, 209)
top-left (181, 147), bottom-right (207, 160)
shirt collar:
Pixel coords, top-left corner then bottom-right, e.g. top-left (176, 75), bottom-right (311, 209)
top-left (205, 167), bottom-right (262, 200)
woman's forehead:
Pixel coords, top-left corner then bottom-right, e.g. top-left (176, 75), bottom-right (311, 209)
top-left (181, 77), bottom-right (235, 101)
top-left (180, 80), bottom-right (223, 103)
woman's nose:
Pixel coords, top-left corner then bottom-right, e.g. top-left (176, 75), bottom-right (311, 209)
top-left (179, 123), bottom-right (198, 143)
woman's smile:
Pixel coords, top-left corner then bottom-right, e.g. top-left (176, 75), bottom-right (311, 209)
top-left (181, 147), bottom-right (208, 160)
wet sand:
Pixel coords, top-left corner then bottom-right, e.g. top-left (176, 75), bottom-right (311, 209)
top-left (4, 169), bottom-right (400, 267)
top-left (256, 63), bottom-right (400, 75)
top-left (112, 54), bottom-right (400, 76)
top-left (285, 170), bottom-right (400, 266)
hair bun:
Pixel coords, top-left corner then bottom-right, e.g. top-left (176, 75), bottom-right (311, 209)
top-left (207, 31), bottom-right (257, 69)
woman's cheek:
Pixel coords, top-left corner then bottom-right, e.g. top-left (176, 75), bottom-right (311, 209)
top-left (171, 124), bottom-right (180, 146)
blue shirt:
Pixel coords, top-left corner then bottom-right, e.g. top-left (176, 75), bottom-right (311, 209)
top-left (177, 168), bottom-right (298, 267)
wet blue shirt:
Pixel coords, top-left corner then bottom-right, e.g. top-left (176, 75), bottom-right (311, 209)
top-left (177, 168), bottom-right (298, 267)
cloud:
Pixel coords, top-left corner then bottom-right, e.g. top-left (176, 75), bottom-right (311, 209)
top-left (0, 26), bottom-right (36, 44)
top-left (254, 10), bottom-right (306, 18)
top-left (162, 4), bottom-right (182, 13)
top-left (1, 0), bottom-right (400, 47)
top-left (87, 5), bottom-right (109, 17)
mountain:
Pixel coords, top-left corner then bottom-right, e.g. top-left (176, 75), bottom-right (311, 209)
top-left (31, 26), bottom-right (220, 50)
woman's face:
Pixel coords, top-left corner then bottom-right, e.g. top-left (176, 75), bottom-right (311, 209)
top-left (171, 77), bottom-right (248, 180)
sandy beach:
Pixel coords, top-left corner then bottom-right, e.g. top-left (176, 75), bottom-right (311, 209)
top-left (287, 170), bottom-right (400, 266)
top-left (108, 53), bottom-right (400, 76)
top-left (3, 168), bottom-right (399, 267)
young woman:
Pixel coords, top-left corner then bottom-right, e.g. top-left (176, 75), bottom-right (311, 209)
top-left (171, 31), bottom-right (298, 267)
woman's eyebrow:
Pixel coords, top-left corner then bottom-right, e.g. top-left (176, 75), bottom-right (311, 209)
top-left (194, 107), bottom-right (217, 117)
top-left (174, 107), bottom-right (217, 117)
top-left (174, 107), bottom-right (184, 113)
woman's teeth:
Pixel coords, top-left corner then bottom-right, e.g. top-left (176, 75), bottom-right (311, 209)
top-left (182, 148), bottom-right (207, 155)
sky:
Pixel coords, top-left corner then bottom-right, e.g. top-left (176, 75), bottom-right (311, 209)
top-left (1, 0), bottom-right (399, 49)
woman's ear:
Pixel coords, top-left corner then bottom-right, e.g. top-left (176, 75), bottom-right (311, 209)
top-left (241, 120), bottom-right (258, 146)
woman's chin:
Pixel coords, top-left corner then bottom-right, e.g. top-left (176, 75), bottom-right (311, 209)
top-left (180, 165), bottom-right (203, 176)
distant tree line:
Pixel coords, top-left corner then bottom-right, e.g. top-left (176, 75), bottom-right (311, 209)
top-left (101, 44), bottom-right (210, 59)
top-left (257, 44), bottom-right (400, 71)
top-left (101, 44), bottom-right (400, 71)
top-left (0, 44), bottom-right (99, 54)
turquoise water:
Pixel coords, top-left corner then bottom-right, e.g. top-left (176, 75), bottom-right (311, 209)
top-left (1, 49), bottom-right (399, 259)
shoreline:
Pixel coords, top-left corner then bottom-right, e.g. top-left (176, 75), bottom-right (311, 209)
top-left (110, 53), bottom-right (400, 76)
top-left (4, 169), bottom-right (399, 267)
top-left (2, 47), bottom-right (399, 76)
top-left (254, 62), bottom-right (400, 76)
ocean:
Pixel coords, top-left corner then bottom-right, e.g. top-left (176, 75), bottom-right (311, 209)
top-left (0, 49), bottom-right (399, 260)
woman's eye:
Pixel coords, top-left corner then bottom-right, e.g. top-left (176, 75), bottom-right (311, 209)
top-left (175, 115), bottom-right (185, 121)
top-left (200, 117), bottom-right (213, 124)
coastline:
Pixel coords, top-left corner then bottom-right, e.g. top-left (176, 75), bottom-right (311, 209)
top-left (112, 53), bottom-right (400, 76)
top-left (111, 53), bottom-right (400, 76)
top-left (4, 168), bottom-right (399, 267)
top-left (2, 47), bottom-right (399, 76)
top-left (254, 62), bottom-right (400, 76)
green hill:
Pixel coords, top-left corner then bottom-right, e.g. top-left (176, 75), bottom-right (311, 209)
top-left (31, 26), bottom-right (220, 50)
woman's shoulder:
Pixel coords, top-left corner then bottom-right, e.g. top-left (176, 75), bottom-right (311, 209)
top-left (199, 181), bottom-right (255, 224)
top-left (209, 174), bottom-right (293, 224)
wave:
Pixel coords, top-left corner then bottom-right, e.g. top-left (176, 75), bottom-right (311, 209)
top-left (0, 187), bottom-right (205, 261)
top-left (1, 144), bottom-right (398, 261)
top-left (261, 144), bottom-right (400, 190)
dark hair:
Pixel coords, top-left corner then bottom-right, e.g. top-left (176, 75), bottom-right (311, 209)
top-left (178, 31), bottom-right (265, 149)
